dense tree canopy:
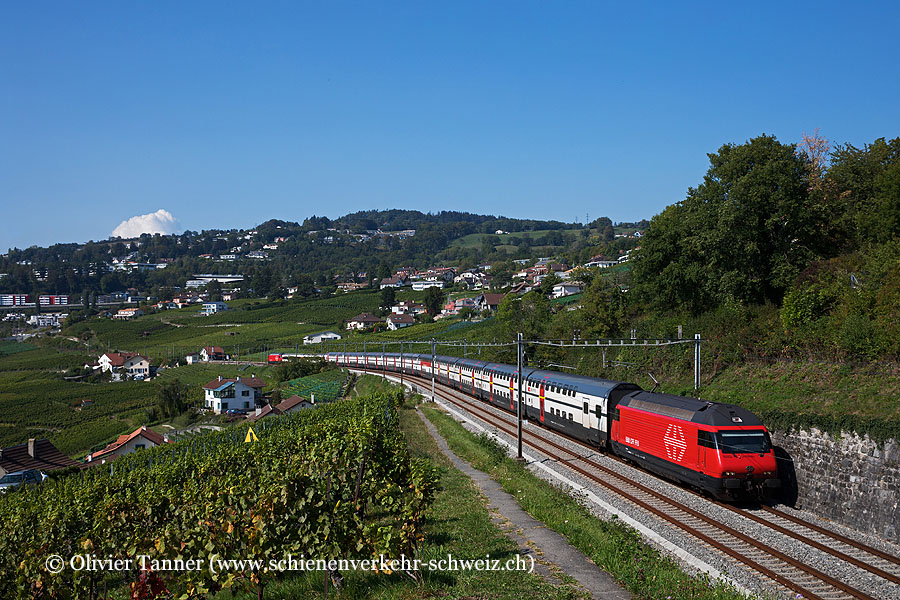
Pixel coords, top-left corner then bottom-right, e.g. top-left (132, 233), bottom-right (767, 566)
top-left (633, 135), bottom-right (819, 312)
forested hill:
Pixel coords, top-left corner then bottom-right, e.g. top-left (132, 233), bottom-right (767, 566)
top-left (0, 209), bottom-right (648, 300)
top-left (310, 209), bottom-right (578, 233)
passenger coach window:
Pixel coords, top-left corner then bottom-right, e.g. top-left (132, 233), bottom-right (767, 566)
top-left (583, 402), bottom-right (589, 414)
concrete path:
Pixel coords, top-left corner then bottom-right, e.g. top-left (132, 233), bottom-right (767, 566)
top-left (417, 409), bottom-right (631, 600)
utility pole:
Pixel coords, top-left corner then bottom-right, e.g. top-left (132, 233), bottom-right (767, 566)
top-left (694, 333), bottom-right (701, 390)
top-left (399, 341), bottom-right (404, 389)
top-left (517, 332), bottom-right (523, 460)
top-left (431, 338), bottom-right (436, 402)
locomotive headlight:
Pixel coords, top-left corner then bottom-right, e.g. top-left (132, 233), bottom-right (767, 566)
top-left (764, 471), bottom-right (776, 476)
top-left (724, 471), bottom-right (736, 476)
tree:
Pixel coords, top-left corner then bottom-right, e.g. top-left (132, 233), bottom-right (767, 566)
top-left (589, 216), bottom-right (613, 230)
top-left (825, 137), bottom-right (900, 248)
top-left (156, 379), bottom-right (189, 419)
top-left (423, 286), bottom-right (443, 315)
top-left (581, 276), bottom-right (628, 338)
top-left (206, 279), bottom-right (222, 301)
top-left (457, 307), bottom-right (475, 320)
top-left (380, 286), bottom-right (396, 310)
top-left (377, 261), bottom-right (392, 280)
top-left (538, 273), bottom-right (561, 296)
top-left (497, 291), bottom-right (551, 344)
top-left (632, 134), bottom-right (815, 312)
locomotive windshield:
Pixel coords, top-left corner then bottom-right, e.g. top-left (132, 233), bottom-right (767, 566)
top-left (715, 430), bottom-right (770, 454)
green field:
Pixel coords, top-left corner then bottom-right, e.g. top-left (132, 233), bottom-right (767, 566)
top-left (0, 340), bottom-right (37, 356)
top-left (61, 291), bottom-right (387, 361)
top-left (279, 368), bottom-right (348, 403)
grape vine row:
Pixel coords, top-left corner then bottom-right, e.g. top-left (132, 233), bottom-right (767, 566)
top-left (0, 391), bottom-right (437, 599)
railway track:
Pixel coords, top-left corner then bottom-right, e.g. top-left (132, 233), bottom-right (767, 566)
top-left (371, 369), bottom-right (899, 600)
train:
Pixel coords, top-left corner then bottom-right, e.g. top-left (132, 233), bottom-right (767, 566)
top-left (326, 351), bottom-right (780, 501)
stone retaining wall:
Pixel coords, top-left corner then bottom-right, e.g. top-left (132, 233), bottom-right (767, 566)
top-left (770, 428), bottom-right (898, 540)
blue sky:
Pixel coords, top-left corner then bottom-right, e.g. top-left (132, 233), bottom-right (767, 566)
top-left (2, 1), bottom-right (899, 250)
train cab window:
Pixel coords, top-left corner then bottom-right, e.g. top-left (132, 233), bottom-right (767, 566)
top-left (716, 430), bottom-right (769, 454)
top-left (698, 430), bottom-right (716, 449)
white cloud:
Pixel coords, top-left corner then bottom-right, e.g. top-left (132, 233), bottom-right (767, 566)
top-left (111, 209), bottom-right (181, 239)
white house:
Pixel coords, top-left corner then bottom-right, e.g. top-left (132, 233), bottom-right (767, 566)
top-left (27, 313), bottom-right (67, 327)
top-left (391, 301), bottom-right (426, 316)
top-left (303, 331), bottom-right (342, 345)
top-left (346, 313), bottom-right (384, 330)
top-left (114, 307), bottom-right (143, 320)
top-left (552, 283), bottom-right (584, 298)
top-left (185, 353), bottom-right (201, 364)
top-left (379, 276), bottom-right (406, 289)
top-left (200, 346), bottom-right (227, 361)
top-left (87, 426), bottom-right (168, 463)
top-left (98, 352), bottom-right (150, 377)
top-left (412, 281), bottom-right (444, 291)
top-left (387, 313), bottom-right (414, 330)
top-left (202, 375), bottom-right (267, 413)
top-left (200, 301), bottom-right (228, 315)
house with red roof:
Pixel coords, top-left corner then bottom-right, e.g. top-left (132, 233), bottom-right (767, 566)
top-left (97, 352), bottom-right (150, 377)
top-left (387, 313), bottom-right (415, 330)
top-left (0, 439), bottom-right (81, 477)
top-left (203, 375), bottom-right (267, 413)
top-left (275, 395), bottom-right (316, 414)
top-left (200, 346), bottom-right (227, 361)
top-left (86, 426), bottom-right (169, 464)
top-left (476, 293), bottom-right (506, 313)
top-left (246, 403), bottom-right (281, 422)
top-left (346, 313), bottom-right (384, 330)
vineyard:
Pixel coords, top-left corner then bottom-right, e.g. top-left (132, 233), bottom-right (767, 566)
top-left (0, 392), bottom-right (438, 599)
top-left (0, 340), bottom-right (37, 357)
top-left (279, 369), bottom-right (349, 404)
top-left (0, 369), bottom-right (156, 455)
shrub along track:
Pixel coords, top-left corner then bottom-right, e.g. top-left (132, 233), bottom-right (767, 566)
top-left (373, 369), bottom-right (899, 600)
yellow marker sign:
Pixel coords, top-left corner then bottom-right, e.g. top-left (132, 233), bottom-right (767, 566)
top-left (244, 427), bottom-right (259, 443)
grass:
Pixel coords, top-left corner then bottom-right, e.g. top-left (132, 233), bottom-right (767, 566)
top-left (351, 373), bottom-right (402, 397)
top-left (420, 405), bottom-right (750, 600)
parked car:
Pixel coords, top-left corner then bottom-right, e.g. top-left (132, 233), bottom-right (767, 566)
top-left (226, 408), bottom-right (248, 415)
top-left (0, 470), bottom-right (45, 493)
